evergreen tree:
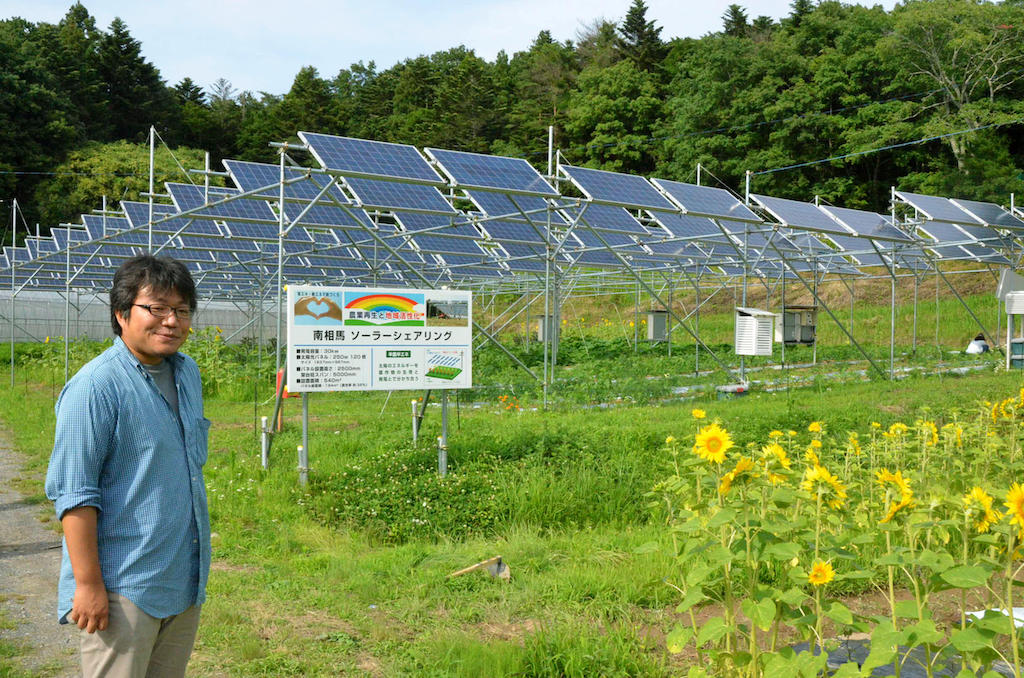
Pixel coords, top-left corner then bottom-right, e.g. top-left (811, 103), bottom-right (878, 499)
top-left (616, 0), bottom-right (665, 72)
top-left (789, 0), bottom-right (815, 28)
top-left (576, 19), bottom-right (620, 70)
top-left (97, 17), bottom-right (175, 140)
top-left (722, 4), bottom-right (750, 37)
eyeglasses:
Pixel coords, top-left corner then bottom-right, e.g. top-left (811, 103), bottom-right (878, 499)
top-left (133, 303), bottom-right (193, 320)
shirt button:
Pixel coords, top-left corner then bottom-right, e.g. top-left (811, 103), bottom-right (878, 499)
top-left (191, 476), bottom-right (196, 481)
top-left (193, 539), bottom-right (198, 544)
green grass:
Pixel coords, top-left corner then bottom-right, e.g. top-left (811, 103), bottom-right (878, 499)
top-left (3, 295), bottom-right (1023, 675)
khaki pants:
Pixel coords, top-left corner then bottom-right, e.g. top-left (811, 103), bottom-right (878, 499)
top-left (80, 592), bottom-right (201, 678)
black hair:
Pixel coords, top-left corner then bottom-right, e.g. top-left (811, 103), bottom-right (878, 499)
top-left (109, 255), bottom-right (197, 335)
top-left (975, 333), bottom-right (986, 341)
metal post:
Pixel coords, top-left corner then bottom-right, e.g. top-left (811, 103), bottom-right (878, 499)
top-left (439, 390), bottom-right (449, 477)
top-left (912, 271), bottom-right (919, 355)
top-left (64, 225), bottom-right (71, 383)
top-left (412, 399), bottom-right (419, 444)
top-left (261, 416), bottom-right (269, 469)
top-left (634, 280), bottom-right (639, 353)
top-left (148, 126), bottom-right (154, 253)
top-left (667, 285), bottom-right (673, 358)
top-left (275, 151), bottom-right (285, 379)
top-left (299, 392), bottom-right (309, 486)
top-left (10, 198), bottom-right (17, 389)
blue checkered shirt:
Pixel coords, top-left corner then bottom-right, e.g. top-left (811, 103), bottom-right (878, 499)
top-left (45, 337), bottom-right (211, 622)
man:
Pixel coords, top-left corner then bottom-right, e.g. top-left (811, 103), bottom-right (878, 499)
top-left (45, 255), bottom-right (211, 677)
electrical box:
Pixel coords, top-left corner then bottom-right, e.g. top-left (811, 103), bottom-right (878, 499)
top-left (537, 315), bottom-right (556, 341)
top-left (1011, 339), bottom-right (1024, 369)
top-left (647, 310), bottom-right (668, 342)
top-left (774, 305), bottom-right (817, 345)
top-left (735, 307), bottom-right (775, 356)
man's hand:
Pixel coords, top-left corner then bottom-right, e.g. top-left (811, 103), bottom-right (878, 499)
top-left (69, 581), bottom-right (108, 633)
top-left (61, 506), bottom-right (108, 634)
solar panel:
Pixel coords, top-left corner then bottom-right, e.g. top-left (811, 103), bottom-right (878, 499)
top-left (426, 148), bottom-right (557, 196)
top-left (651, 178), bottom-right (762, 223)
top-left (561, 165), bottom-right (676, 211)
top-left (480, 219), bottom-right (545, 244)
top-left (299, 132), bottom-right (443, 184)
top-left (167, 183), bottom-right (278, 222)
top-left (651, 212), bottom-right (722, 240)
top-left (563, 204), bottom-right (647, 234)
top-left (122, 201), bottom-right (223, 237)
top-left (750, 195), bottom-right (851, 236)
top-left (823, 233), bottom-right (892, 268)
top-left (344, 176), bottom-right (455, 214)
top-left (896, 191), bottom-right (980, 224)
top-left (952, 222), bottom-right (1014, 248)
top-left (466, 189), bottom-right (560, 223)
top-left (818, 205), bottom-right (913, 243)
top-left (950, 198), bottom-right (1024, 231)
top-left (224, 159), bottom-right (374, 229)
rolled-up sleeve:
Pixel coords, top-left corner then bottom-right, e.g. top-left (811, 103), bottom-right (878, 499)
top-left (46, 375), bottom-right (117, 520)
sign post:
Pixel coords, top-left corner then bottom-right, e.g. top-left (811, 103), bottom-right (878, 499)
top-left (284, 286), bottom-right (473, 480)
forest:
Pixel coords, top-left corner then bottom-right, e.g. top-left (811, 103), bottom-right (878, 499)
top-left (0, 0), bottom-right (1022, 235)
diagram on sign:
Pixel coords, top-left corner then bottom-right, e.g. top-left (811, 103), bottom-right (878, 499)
top-left (425, 350), bottom-right (464, 381)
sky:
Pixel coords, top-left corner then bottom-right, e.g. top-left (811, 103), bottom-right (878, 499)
top-left (1, 0), bottom-right (897, 96)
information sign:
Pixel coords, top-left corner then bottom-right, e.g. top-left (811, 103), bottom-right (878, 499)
top-left (286, 286), bottom-right (472, 392)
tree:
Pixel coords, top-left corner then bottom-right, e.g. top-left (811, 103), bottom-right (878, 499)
top-left (789, 0), bottom-right (815, 28)
top-left (722, 4), bottom-right (750, 37)
top-left (616, 0), bottom-right (665, 72)
top-left (273, 66), bottom-right (340, 140)
top-left (564, 60), bottom-right (662, 173)
top-left (32, 141), bottom-right (209, 228)
top-left (97, 17), bottom-right (176, 140)
top-left (576, 19), bottom-right (620, 70)
top-left (886, 0), bottom-right (1024, 170)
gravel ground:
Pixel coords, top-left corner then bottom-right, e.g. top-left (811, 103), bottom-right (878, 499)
top-left (0, 440), bottom-right (79, 677)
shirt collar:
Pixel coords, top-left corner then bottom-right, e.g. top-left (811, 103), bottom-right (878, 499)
top-left (113, 336), bottom-right (185, 372)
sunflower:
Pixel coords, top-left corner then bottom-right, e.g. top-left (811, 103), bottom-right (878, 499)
top-left (917, 420), bottom-right (938, 446)
top-left (846, 432), bottom-right (862, 456)
top-left (691, 409), bottom-right (706, 420)
top-left (665, 436), bottom-right (676, 445)
top-left (808, 560), bottom-right (835, 587)
top-left (876, 468), bottom-right (912, 497)
top-left (694, 423), bottom-right (733, 465)
top-left (884, 422), bottom-right (908, 439)
top-left (718, 456), bottom-right (756, 496)
top-left (801, 464), bottom-right (847, 510)
top-left (762, 442), bottom-right (791, 469)
top-left (804, 446), bottom-right (820, 466)
top-left (808, 421), bottom-right (822, 433)
top-left (963, 487), bottom-right (1002, 534)
top-left (1005, 483), bottom-right (1024, 536)
top-left (769, 430), bottom-right (784, 439)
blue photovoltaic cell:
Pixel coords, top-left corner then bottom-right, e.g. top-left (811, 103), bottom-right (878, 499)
top-left (953, 223), bottom-right (1013, 248)
top-left (224, 159), bottom-right (371, 229)
top-left (121, 201), bottom-right (223, 237)
top-left (395, 212), bottom-right (480, 239)
top-left (651, 212), bottom-right (722, 240)
top-left (951, 198), bottom-right (1024, 231)
top-left (345, 177), bottom-right (454, 214)
top-left (449, 266), bottom-right (504, 279)
top-left (818, 205), bottom-right (913, 242)
top-left (466, 190), bottom-right (560, 223)
top-left (651, 178), bottom-right (762, 223)
top-left (643, 240), bottom-right (706, 259)
top-left (299, 132), bottom-right (443, 184)
top-left (917, 220), bottom-right (975, 246)
top-left (750, 195), bottom-right (850, 236)
top-left (563, 204), bottom-right (646, 234)
top-left (959, 244), bottom-right (1009, 264)
top-left (561, 165), bottom-right (676, 211)
top-left (896, 191), bottom-right (980, 224)
top-left (824, 233), bottom-right (892, 268)
top-left (480, 219), bottom-right (545, 244)
top-left (786, 231), bottom-right (834, 254)
top-left (426, 148), bottom-right (557, 196)
top-left (572, 228), bottom-right (641, 250)
top-left (167, 183), bottom-right (278, 222)
top-left (410, 233), bottom-right (486, 257)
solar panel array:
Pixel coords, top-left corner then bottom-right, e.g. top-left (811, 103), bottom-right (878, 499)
top-left (4, 129), bottom-right (1022, 301)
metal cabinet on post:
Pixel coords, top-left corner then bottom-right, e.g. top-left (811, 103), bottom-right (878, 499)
top-left (774, 305), bottom-right (817, 345)
top-left (1007, 292), bottom-right (1024, 369)
top-left (647, 310), bottom-right (668, 342)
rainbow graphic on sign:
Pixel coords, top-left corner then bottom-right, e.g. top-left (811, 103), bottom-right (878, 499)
top-left (344, 292), bottom-right (426, 326)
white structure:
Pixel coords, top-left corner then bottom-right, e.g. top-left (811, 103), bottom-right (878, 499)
top-left (735, 307), bottom-right (776, 356)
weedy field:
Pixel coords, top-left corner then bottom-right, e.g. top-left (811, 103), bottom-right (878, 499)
top-left (2, 291), bottom-right (1023, 676)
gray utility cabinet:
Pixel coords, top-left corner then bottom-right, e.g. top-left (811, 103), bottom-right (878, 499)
top-left (647, 310), bottom-right (668, 342)
top-left (775, 305), bottom-right (817, 345)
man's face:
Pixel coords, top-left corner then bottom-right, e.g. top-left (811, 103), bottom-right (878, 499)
top-left (115, 286), bottom-right (190, 365)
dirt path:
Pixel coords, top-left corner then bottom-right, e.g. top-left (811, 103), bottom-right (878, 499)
top-left (0, 439), bottom-right (79, 677)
